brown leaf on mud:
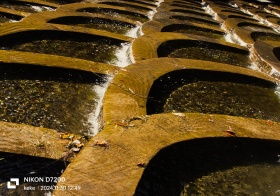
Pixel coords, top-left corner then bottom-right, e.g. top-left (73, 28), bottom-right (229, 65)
top-left (137, 162), bottom-right (147, 168)
top-left (59, 133), bottom-right (74, 140)
top-left (266, 120), bottom-right (275, 125)
top-left (224, 130), bottom-right (236, 137)
top-left (93, 139), bottom-right (109, 149)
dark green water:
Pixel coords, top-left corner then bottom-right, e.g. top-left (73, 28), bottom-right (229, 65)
top-left (172, 29), bottom-right (225, 40)
top-left (48, 17), bottom-right (135, 35)
top-left (43, 0), bottom-right (81, 4)
top-left (164, 81), bottom-right (280, 121)
top-left (0, 17), bottom-right (10, 23)
top-left (167, 47), bottom-right (250, 67)
top-left (75, 22), bottom-right (132, 34)
top-left (0, 12), bottom-right (23, 23)
top-left (182, 164), bottom-right (280, 196)
top-left (161, 24), bottom-right (225, 40)
top-left (10, 39), bottom-right (120, 64)
top-left (251, 32), bottom-right (280, 42)
top-left (0, 64), bottom-right (106, 135)
top-left (0, 80), bottom-right (97, 134)
top-left (170, 15), bottom-right (220, 27)
top-left (78, 8), bottom-right (149, 23)
top-left (0, 2), bottom-right (54, 13)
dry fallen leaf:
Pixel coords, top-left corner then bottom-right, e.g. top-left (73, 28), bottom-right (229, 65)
top-left (137, 162), bottom-right (147, 168)
top-left (224, 130), bottom-right (236, 137)
top-left (60, 133), bottom-right (74, 140)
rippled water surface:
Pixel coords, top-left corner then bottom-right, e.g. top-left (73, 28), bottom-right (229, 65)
top-left (49, 17), bottom-right (135, 34)
top-left (182, 164), bottom-right (280, 196)
top-left (167, 47), bottom-right (250, 67)
top-left (0, 17), bottom-right (10, 23)
top-left (173, 29), bottom-right (225, 40)
top-left (0, 64), bottom-right (106, 135)
top-left (0, 80), bottom-right (98, 134)
top-left (164, 81), bottom-right (280, 121)
top-left (0, 2), bottom-right (54, 13)
top-left (7, 39), bottom-right (121, 64)
top-left (79, 8), bottom-right (148, 23)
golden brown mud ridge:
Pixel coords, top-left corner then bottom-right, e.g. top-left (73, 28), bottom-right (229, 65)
top-left (0, 0), bottom-right (280, 195)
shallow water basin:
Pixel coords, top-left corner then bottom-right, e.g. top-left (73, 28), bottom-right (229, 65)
top-left (157, 40), bottom-right (250, 67)
top-left (161, 24), bottom-right (225, 40)
top-left (164, 81), bottom-right (280, 121)
top-left (0, 2), bottom-right (55, 13)
top-left (78, 7), bottom-right (149, 23)
top-left (0, 30), bottom-right (126, 64)
top-left (48, 16), bottom-right (136, 35)
top-left (0, 64), bottom-right (106, 135)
